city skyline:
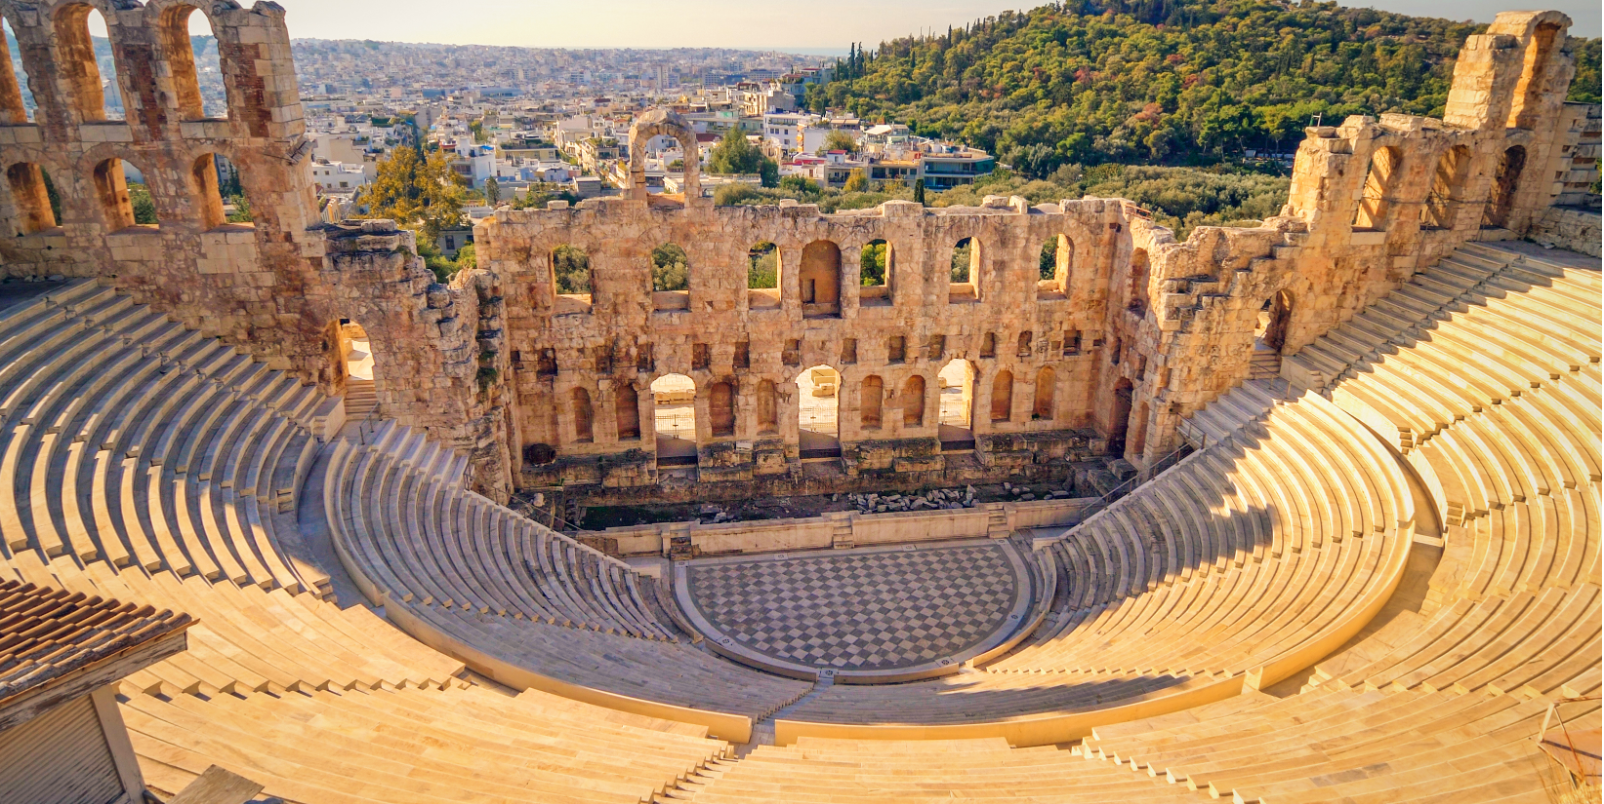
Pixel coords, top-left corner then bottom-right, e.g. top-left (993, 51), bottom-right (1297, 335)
top-left (197, 0), bottom-right (1602, 47)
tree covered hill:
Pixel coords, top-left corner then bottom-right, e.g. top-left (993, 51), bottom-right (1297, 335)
top-left (807, 0), bottom-right (1603, 175)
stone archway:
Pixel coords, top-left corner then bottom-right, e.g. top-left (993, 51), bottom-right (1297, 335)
top-left (628, 108), bottom-right (701, 202)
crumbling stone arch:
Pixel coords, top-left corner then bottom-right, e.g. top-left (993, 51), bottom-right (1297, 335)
top-left (990, 369), bottom-right (1014, 423)
top-left (1484, 145), bottom-right (1526, 229)
top-left (1421, 144), bottom-right (1473, 230)
top-left (1353, 145), bottom-right (1403, 231)
top-left (798, 239), bottom-right (841, 317)
top-left (89, 156), bottom-right (147, 230)
top-left (149, 0), bottom-right (219, 121)
top-left (902, 374), bottom-right (926, 428)
top-left (0, 17), bottom-right (30, 124)
top-left (5, 162), bottom-right (57, 234)
top-left (861, 375), bottom-right (884, 429)
top-left (52, 1), bottom-right (124, 123)
top-left (628, 108), bottom-right (700, 202)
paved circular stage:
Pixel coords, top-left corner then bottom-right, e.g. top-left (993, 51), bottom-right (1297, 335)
top-left (674, 539), bottom-right (1036, 683)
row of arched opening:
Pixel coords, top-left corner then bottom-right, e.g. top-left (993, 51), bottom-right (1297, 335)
top-left (5, 153), bottom-right (248, 236)
top-left (563, 360), bottom-right (1063, 465)
top-left (1350, 143), bottom-right (1527, 232)
top-left (2, 5), bottom-right (227, 125)
top-left (547, 235), bottom-right (1084, 311)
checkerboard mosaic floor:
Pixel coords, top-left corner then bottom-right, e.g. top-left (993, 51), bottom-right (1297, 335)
top-left (684, 543), bottom-right (1022, 671)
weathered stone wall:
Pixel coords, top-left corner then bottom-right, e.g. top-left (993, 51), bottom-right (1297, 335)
top-left (0, 1), bottom-right (512, 499)
top-left (480, 194), bottom-right (1123, 492)
top-left (1529, 207), bottom-right (1602, 256)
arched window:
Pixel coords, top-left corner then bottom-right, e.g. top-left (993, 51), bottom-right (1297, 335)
top-left (651, 243), bottom-right (689, 311)
top-left (6, 163), bottom-right (56, 234)
top-left (1421, 145), bottom-right (1471, 230)
top-left (57, 5), bottom-right (122, 121)
top-left (949, 237), bottom-right (980, 302)
top-left (902, 375), bottom-right (926, 427)
top-left (552, 244), bottom-right (592, 310)
top-left (615, 385), bottom-right (641, 440)
top-left (1484, 146), bottom-right (1526, 230)
top-left (799, 240), bottom-right (841, 317)
top-left (572, 388), bottom-right (594, 443)
top-left (93, 158), bottom-right (157, 230)
top-left (1127, 249), bottom-right (1149, 315)
top-left (1038, 234), bottom-right (1071, 299)
top-left (756, 379), bottom-right (778, 434)
top-left (991, 370), bottom-right (1014, 422)
top-left (937, 359), bottom-right (975, 431)
top-left (861, 375), bottom-right (884, 429)
top-left (0, 20), bottom-right (32, 123)
top-left (159, 4), bottom-right (220, 121)
top-left (748, 241), bottom-right (779, 309)
top-left (860, 239), bottom-right (890, 306)
top-left (709, 381), bottom-right (736, 437)
top-left (1353, 146), bottom-right (1402, 231)
top-left (1033, 367), bottom-right (1055, 420)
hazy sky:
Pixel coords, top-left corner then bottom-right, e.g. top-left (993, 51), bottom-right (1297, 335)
top-left (202, 0), bottom-right (1601, 48)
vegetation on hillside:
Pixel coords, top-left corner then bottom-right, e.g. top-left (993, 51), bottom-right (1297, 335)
top-left (810, 0), bottom-right (1602, 175)
top-left (717, 163), bottom-right (1288, 239)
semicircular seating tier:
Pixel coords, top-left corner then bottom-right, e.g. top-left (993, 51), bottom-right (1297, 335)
top-left (0, 281), bottom-right (734, 803)
top-left (768, 379), bottom-right (1418, 739)
top-left (323, 431), bottom-right (815, 734)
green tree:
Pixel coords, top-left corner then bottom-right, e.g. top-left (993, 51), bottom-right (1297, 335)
top-left (362, 145), bottom-right (465, 243)
top-left (552, 245), bottom-right (591, 294)
top-left (843, 169), bottom-right (870, 193)
top-left (1039, 239), bottom-right (1057, 280)
top-left (780, 175), bottom-right (822, 196)
top-left (484, 176), bottom-right (501, 206)
top-left (912, 178), bottom-right (925, 205)
top-left (951, 240), bottom-right (972, 282)
top-left (226, 194), bottom-right (253, 223)
top-left (706, 127), bottom-right (779, 188)
top-left (128, 182), bottom-right (158, 225)
top-left (651, 244), bottom-right (689, 291)
top-left (748, 243), bottom-right (778, 289)
top-left (822, 130), bottom-right (858, 154)
top-left (860, 242), bottom-right (887, 286)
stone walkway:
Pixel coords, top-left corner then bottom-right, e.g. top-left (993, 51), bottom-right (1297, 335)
top-left (680, 541), bottom-right (1027, 679)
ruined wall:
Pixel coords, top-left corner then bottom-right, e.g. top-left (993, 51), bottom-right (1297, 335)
top-left (480, 194), bottom-right (1124, 492)
top-left (0, 1), bottom-right (511, 499)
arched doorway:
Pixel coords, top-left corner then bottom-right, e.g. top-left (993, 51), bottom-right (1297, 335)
top-left (651, 374), bottom-right (697, 466)
top-left (797, 364), bottom-right (840, 458)
top-left (328, 318), bottom-right (378, 420)
top-left (1108, 378), bottom-right (1134, 456)
top-left (937, 359), bottom-right (976, 451)
top-left (1484, 146), bottom-right (1525, 230)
